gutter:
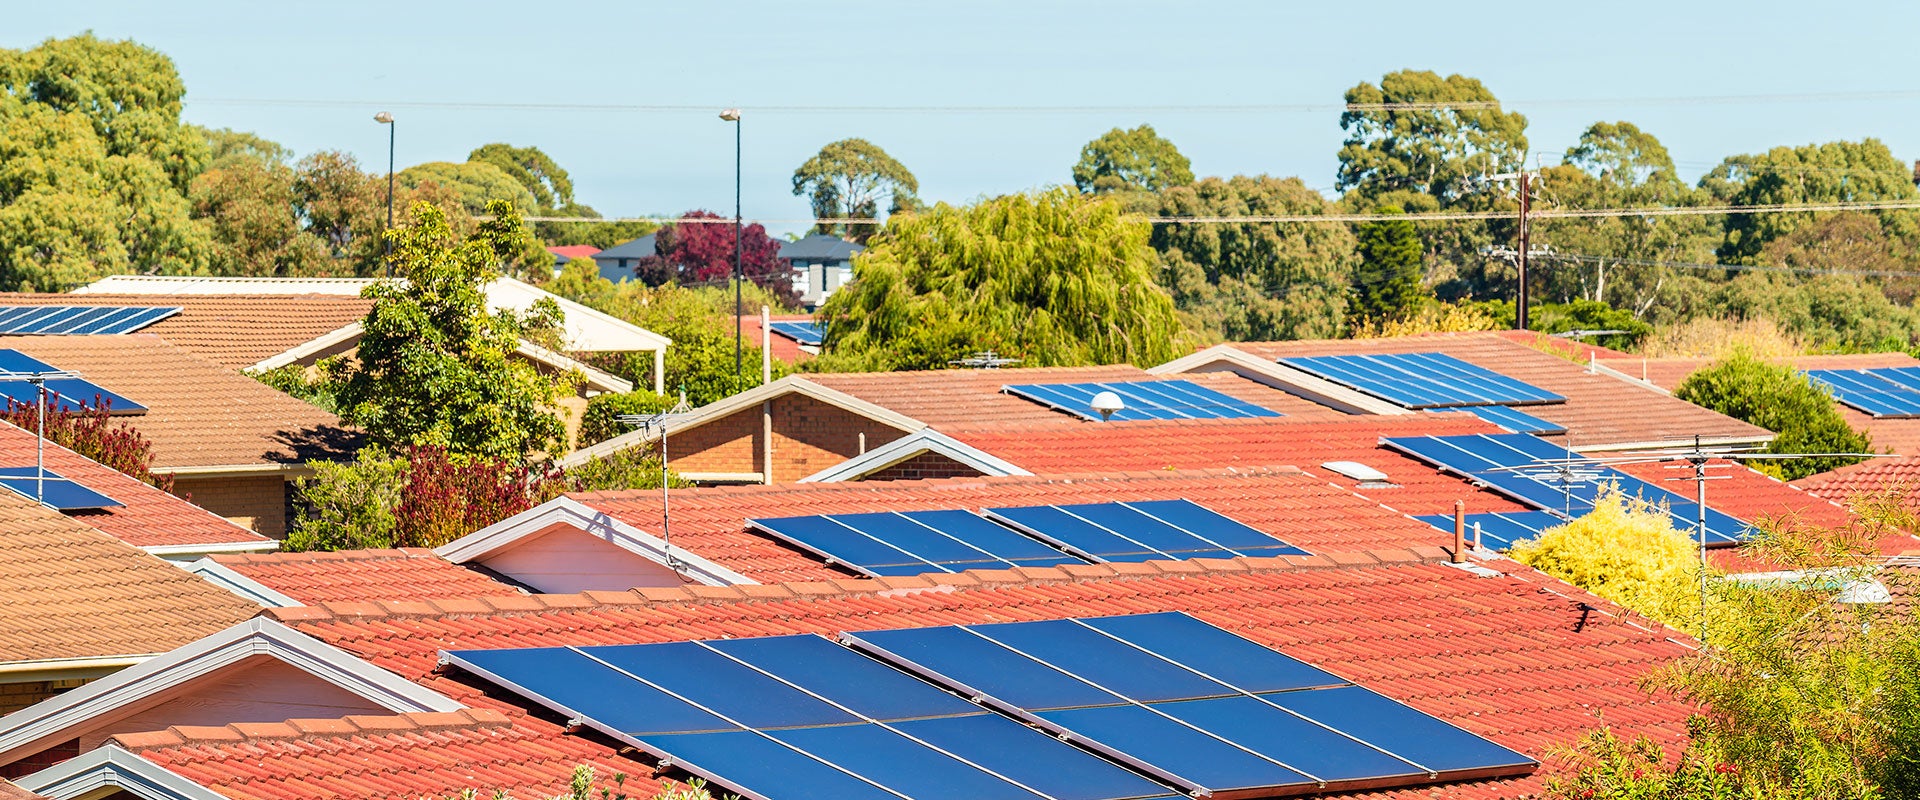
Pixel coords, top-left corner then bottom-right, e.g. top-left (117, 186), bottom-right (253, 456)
top-left (155, 463), bottom-right (318, 479)
top-left (0, 655), bottom-right (152, 682)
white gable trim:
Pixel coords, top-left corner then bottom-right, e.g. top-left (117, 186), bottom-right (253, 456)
top-left (18, 745), bottom-right (224, 800)
top-left (558, 375), bottom-right (927, 468)
top-left (800, 429), bottom-right (1030, 482)
top-left (178, 558), bottom-right (300, 608)
top-left (1151, 345), bottom-right (1411, 416)
top-left (0, 619), bottom-right (459, 767)
top-left (434, 496), bottom-right (757, 586)
top-left (247, 321), bottom-right (363, 373)
top-left (141, 541), bottom-right (280, 562)
top-left (247, 324), bottom-right (634, 394)
top-left (514, 340), bottom-right (632, 394)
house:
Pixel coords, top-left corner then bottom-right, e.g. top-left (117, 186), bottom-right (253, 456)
top-left (779, 233), bottom-right (863, 306)
top-left (587, 234), bottom-right (656, 283)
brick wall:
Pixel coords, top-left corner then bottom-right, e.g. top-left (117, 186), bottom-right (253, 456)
top-left (0, 736), bottom-right (78, 779)
top-left (667, 394), bottom-right (909, 482)
top-left (172, 474), bottom-right (286, 537)
top-left (863, 452), bottom-right (984, 481)
top-left (0, 678), bottom-right (87, 716)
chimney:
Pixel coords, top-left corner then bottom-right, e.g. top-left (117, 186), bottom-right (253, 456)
top-left (1451, 501), bottom-right (1466, 564)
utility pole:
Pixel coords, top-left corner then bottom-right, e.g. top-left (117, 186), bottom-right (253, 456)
top-left (1516, 171), bottom-right (1531, 331)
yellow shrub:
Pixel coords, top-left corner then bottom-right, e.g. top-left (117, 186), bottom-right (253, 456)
top-left (1509, 486), bottom-right (1706, 629)
top-left (1352, 301), bottom-right (1501, 338)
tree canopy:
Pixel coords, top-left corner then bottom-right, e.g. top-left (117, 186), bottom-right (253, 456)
top-left (1152, 175), bottom-right (1357, 340)
top-left (1336, 70), bottom-right (1529, 207)
top-left (791, 138), bottom-right (919, 239)
top-left (633, 210), bottom-right (797, 306)
top-left (815, 189), bottom-right (1193, 371)
top-left (1074, 124), bottom-right (1194, 195)
top-left (1349, 206), bottom-right (1426, 326)
top-left (1705, 139), bottom-right (1919, 264)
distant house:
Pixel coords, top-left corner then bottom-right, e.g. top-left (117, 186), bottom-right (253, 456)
top-left (779, 233), bottom-right (864, 306)
top-left (545, 245), bottom-right (600, 271)
top-left (590, 234), bottom-right (656, 283)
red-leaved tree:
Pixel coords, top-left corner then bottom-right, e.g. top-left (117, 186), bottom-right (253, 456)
top-left (0, 400), bottom-right (174, 492)
top-left (636, 210), bottom-right (799, 305)
top-left (391, 445), bottom-right (565, 548)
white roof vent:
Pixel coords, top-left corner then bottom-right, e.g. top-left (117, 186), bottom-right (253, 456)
top-left (1089, 391), bottom-right (1125, 421)
top-left (1321, 461), bottom-right (1393, 485)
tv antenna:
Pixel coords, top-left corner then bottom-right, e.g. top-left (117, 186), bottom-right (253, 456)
top-left (950, 351), bottom-right (1021, 369)
top-left (0, 367), bottom-right (81, 503)
top-left (618, 392), bottom-right (694, 576)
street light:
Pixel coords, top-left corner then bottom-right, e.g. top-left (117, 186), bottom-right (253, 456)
top-left (719, 108), bottom-right (742, 384)
top-left (374, 111), bottom-right (395, 277)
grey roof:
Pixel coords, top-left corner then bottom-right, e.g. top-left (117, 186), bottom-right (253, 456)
top-left (594, 233), bottom-right (658, 260)
top-left (780, 233), bottom-right (865, 262)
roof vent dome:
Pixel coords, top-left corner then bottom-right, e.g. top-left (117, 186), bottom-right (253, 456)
top-left (1090, 391), bottom-right (1125, 421)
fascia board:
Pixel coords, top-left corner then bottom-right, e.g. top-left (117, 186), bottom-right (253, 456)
top-left (18, 745), bottom-right (227, 800)
top-left (800, 429), bottom-right (1029, 482)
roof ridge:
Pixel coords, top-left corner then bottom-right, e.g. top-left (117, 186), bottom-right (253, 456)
top-left (265, 547), bottom-right (1452, 623)
top-left (210, 547), bottom-right (438, 565)
top-left (571, 465), bottom-right (1324, 504)
top-left (108, 709), bottom-right (513, 751)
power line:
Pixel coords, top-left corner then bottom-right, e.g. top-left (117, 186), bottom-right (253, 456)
top-left (1541, 251), bottom-right (1920, 280)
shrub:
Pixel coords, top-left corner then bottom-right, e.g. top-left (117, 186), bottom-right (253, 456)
top-left (579, 391), bottom-right (676, 446)
top-left (285, 446), bottom-right (406, 551)
top-left (1509, 486), bottom-right (1703, 629)
top-left (1674, 349), bottom-right (1872, 480)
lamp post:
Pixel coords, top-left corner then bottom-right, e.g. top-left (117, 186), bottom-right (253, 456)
top-left (374, 111), bottom-right (395, 277)
top-left (719, 108), bottom-right (742, 384)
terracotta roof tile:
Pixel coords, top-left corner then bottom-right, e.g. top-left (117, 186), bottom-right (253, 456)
top-left (567, 468), bottom-right (1467, 582)
top-left (1598, 352), bottom-right (1920, 455)
top-left (807, 365), bottom-right (1345, 428)
top-left (0, 780), bottom-right (44, 800)
top-left (0, 490), bottom-right (259, 663)
top-left (0, 293), bottom-right (371, 371)
top-left (0, 420), bottom-right (265, 548)
top-left (1796, 456), bottom-right (1920, 509)
top-left (229, 556), bottom-right (1696, 800)
top-left (1231, 332), bottom-right (1770, 447)
top-left (0, 336), bottom-right (356, 469)
top-left (208, 549), bottom-right (525, 605)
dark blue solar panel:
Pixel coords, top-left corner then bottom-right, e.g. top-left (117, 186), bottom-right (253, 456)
top-left (1156, 696), bottom-right (1426, 782)
top-left (642, 730), bottom-right (899, 800)
top-left (0, 351), bottom-right (56, 374)
top-left (704, 635), bottom-right (980, 722)
top-left (1412, 510), bottom-right (1569, 549)
top-left (1458, 404), bottom-right (1566, 434)
top-left (1280, 352), bottom-right (1564, 409)
top-left (39, 379), bottom-right (144, 415)
top-left (0, 467), bottom-right (120, 510)
top-left (769, 321), bottom-right (826, 346)
top-left (846, 625), bottom-right (1125, 711)
top-left (1267, 686), bottom-right (1535, 774)
top-left (985, 504), bottom-right (1160, 559)
top-left (0, 350), bottom-right (145, 415)
top-left (1806, 368), bottom-right (1920, 418)
top-left (1080, 613), bottom-right (1343, 693)
top-left (964, 620), bottom-right (1238, 703)
top-left (582, 642), bottom-right (862, 729)
top-left (0, 306), bottom-right (179, 335)
top-left (984, 500), bottom-right (1307, 561)
top-left (772, 724), bottom-right (1050, 800)
top-left (895, 714), bottom-right (1176, 800)
top-left (749, 514), bottom-right (929, 570)
top-left (749, 509), bottom-right (1093, 577)
top-left (1123, 499), bottom-right (1310, 554)
top-left (442, 647), bottom-right (738, 736)
top-left (1036, 704), bottom-right (1316, 792)
top-left (1002, 380), bottom-right (1281, 422)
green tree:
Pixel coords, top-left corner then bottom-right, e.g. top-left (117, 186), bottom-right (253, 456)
top-left (1509, 487), bottom-right (1701, 629)
top-left (285, 446), bottom-right (407, 551)
top-left (191, 157), bottom-right (331, 276)
top-left (1073, 124), bottom-right (1194, 195)
top-left (579, 391), bottom-right (675, 446)
top-left (468, 143), bottom-right (574, 211)
top-left (196, 126), bottom-right (292, 168)
top-left (814, 189), bottom-right (1194, 371)
top-left (1349, 206), bottom-right (1426, 325)
top-left (791, 138), bottom-right (919, 239)
top-left (335, 201), bottom-right (570, 459)
top-left (1, 33), bottom-right (209, 192)
top-left (400, 161), bottom-right (539, 217)
top-left (1335, 70), bottom-right (1529, 207)
top-left (1711, 272), bottom-right (1919, 352)
top-left (1704, 139), bottom-right (1919, 264)
top-left (1153, 175), bottom-right (1357, 341)
top-left (1526, 299), bottom-right (1652, 351)
top-left (1674, 350), bottom-right (1873, 480)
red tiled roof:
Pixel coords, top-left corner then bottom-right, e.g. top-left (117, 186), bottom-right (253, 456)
top-left (207, 549), bottom-right (525, 605)
top-left (1795, 456), bottom-right (1920, 507)
top-left (568, 468), bottom-right (1465, 582)
top-left (736, 314), bottom-right (814, 363)
top-left (0, 421), bottom-right (265, 549)
top-left (244, 553), bottom-right (1695, 800)
top-left (0, 779), bottom-right (44, 800)
top-left (807, 365), bottom-right (1346, 429)
top-left (947, 414), bottom-right (1530, 518)
top-left (0, 490), bottom-right (259, 663)
top-left (1492, 330), bottom-right (1632, 362)
top-left (0, 293), bottom-right (371, 371)
top-left (116, 710), bottom-right (630, 800)
top-left (1597, 352), bottom-right (1920, 456)
top-left (0, 336), bottom-right (356, 469)
top-left (1612, 458), bottom-right (1852, 530)
top-left (1231, 332), bottom-right (1770, 447)
top-left (547, 245), bottom-right (602, 260)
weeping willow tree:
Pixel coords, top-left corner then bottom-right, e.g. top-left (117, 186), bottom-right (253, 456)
top-left (810, 189), bottom-right (1195, 371)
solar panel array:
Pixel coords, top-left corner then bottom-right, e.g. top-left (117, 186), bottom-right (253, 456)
top-left (0, 305), bottom-right (180, 336)
top-left (0, 351), bottom-right (145, 415)
top-left (750, 499), bottom-right (1307, 577)
top-left (1803, 367), bottom-right (1920, 418)
top-left (1002, 380), bottom-right (1282, 421)
top-left (1458, 404), bottom-right (1566, 435)
top-left (1411, 510), bottom-right (1569, 549)
top-left (0, 467), bottom-right (121, 511)
top-left (768, 321), bottom-right (825, 347)
top-left (1383, 433), bottom-right (1752, 545)
top-left (447, 612), bottom-right (1536, 800)
top-left (1280, 352), bottom-right (1565, 409)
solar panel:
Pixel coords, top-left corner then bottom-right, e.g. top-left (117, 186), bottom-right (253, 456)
top-left (982, 499), bottom-right (1309, 562)
top-left (768, 321), bottom-right (826, 346)
top-left (749, 509), bottom-right (1089, 577)
top-left (845, 613), bottom-right (1537, 795)
top-left (1411, 510), bottom-right (1569, 549)
top-left (0, 467), bottom-right (121, 511)
top-left (0, 305), bottom-right (179, 335)
top-left (1279, 352), bottom-right (1564, 408)
top-left (1805, 367), bottom-right (1920, 418)
top-left (0, 350), bottom-right (145, 415)
top-left (1384, 433), bottom-right (1752, 545)
top-left (1456, 404), bottom-right (1566, 434)
top-left (445, 635), bottom-right (1177, 800)
top-left (1001, 380), bottom-right (1282, 421)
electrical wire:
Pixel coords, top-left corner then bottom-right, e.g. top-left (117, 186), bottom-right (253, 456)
top-left (1540, 251), bottom-right (1920, 280)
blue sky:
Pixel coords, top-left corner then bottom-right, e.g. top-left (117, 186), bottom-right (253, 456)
top-left (10, 1), bottom-right (1920, 238)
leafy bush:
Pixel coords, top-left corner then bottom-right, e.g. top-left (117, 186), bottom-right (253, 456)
top-left (252, 357), bottom-right (348, 413)
top-left (1509, 486), bottom-right (1702, 629)
top-left (0, 400), bottom-right (173, 492)
top-left (285, 446), bottom-right (406, 551)
top-left (1674, 350), bottom-right (1872, 480)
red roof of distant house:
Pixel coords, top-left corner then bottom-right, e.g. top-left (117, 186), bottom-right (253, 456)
top-left (737, 313), bottom-right (815, 363)
top-left (207, 549), bottom-right (525, 605)
top-left (1795, 456), bottom-right (1920, 512)
top-left (204, 552), bottom-right (1694, 800)
top-left (546, 245), bottom-right (601, 260)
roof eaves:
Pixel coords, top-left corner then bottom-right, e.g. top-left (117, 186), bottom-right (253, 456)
top-left (1151, 345), bottom-right (1411, 416)
top-left (16, 744), bottom-right (223, 800)
top-left (140, 541), bottom-right (280, 560)
top-left (433, 496), bottom-right (758, 586)
top-left (800, 428), bottom-right (1031, 482)
top-left (558, 375), bottom-right (927, 467)
top-left (489, 278), bottom-right (671, 352)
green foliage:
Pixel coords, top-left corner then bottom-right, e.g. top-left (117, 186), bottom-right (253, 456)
top-left (1509, 486), bottom-right (1703, 629)
top-left (196, 126), bottom-right (292, 167)
top-left (468, 143), bottom-right (574, 211)
top-left (1153, 175), bottom-right (1357, 341)
top-left (792, 138), bottom-right (919, 239)
top-left (1706, 139), bottom-right (1919, 264)
top-left (1543, 728), bottom-right (1748, 800)
top-left (253, 360), bottom-right (347, 413)
top-left (1336, 70), bottom-right (1529, 206)
top-left (816, 189), bottom-right (1193, 371)
top-left (1711, 273), bottom-right (1919, 352)
top-left (285, 446), bottom-right (406, 552)
top-left (580, 391), bottom-right (675, 445)
top-left (1527, 299), bottom-right (1653, 351)
top-left (400, 161), bottom-right (540, 218)
top-left (191, 157), bottom-right (330, 276)
top-left (1074, 124), bottom-right (1194, 195)
top-left (1675, 350), bottom-right (1872, 480)
top-left (335, 201), bottom-right (570, 459)
top-left (1350, 206), bottom-right (1426, 326)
